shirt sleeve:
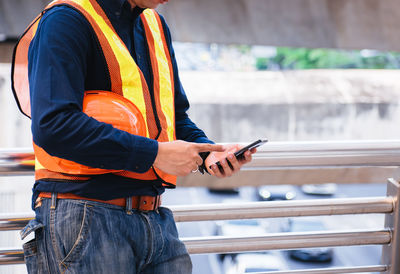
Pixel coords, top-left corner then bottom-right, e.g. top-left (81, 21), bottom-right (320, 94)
top-left (28, 6), bottom-right (157, 173)
top-left (159, 15), bottom-right (214, 145)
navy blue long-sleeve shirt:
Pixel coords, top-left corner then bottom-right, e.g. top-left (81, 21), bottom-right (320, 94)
top-left (28, 0), bottom-right (212, 203)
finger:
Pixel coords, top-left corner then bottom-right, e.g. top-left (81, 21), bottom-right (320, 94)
top-left (242, 150), bottom-right (252, 163)
top-left (207, 164), bottom-right (215, 175)
top-left (195, 155), bottom-right (203, 166)
top-left (220, 158), bottom-right (233, 177)
top-left (209, 164), bottom-right (224, 178)
top-left (195, 143), bottom-right (225, 153)
top-left (250, 147), bottom-right (257, 154)
top-left (227, 153), bottom-right (241, 171)
top-left (191, 164), bottom-right (199, 173)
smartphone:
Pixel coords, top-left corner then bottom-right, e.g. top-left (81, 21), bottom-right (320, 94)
top-left (214, 139), bottom-right (268, 172)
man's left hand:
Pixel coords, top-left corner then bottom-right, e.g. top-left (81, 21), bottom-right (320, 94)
top-left (205, 144), bottom-right (256, 178)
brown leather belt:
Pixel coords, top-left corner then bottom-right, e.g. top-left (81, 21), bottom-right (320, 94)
top-left (38, 192), bottom-right (161, 211)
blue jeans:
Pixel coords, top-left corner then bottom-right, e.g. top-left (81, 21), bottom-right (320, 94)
top-left (21, 195), bottom-right (192, 273)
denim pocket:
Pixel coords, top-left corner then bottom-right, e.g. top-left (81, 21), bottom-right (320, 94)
top-left (51, 201), bottom-right (91, 268)
top-left (21, 219), bottom-right (45, 274)
top-left (23, 239), bottom-right (38, 273)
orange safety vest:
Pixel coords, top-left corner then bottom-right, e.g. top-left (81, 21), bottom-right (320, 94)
top-left (11, 0), bottom-right (177, 187)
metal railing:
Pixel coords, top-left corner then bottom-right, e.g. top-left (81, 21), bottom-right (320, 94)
top-left (1, 140), bottom-right (400, 274)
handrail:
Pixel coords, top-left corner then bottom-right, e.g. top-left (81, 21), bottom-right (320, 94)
top-left (171, 196), bottom-right (393, 222)
top-left (255, 265), bottom-right (388, 274)
top-left (0, 229), bottom-right (391, 265)
top-left (0, 196), bottom-right (393, 230)
top-left (183, 229), bottom-right (391, 254)
top-left (0, 213), bottom-right (34, 231)
top-left (0, 249), bottom-right (24, 265)
top-left (1, 140), bottom-right (400, 175)
top-left (251, 139), bottom-right (400, 168)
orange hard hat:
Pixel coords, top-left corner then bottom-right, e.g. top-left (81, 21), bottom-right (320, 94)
top-left (34, 90), bottom-right (147, 175)
top-left (83, 90), bottom-right (147, 136)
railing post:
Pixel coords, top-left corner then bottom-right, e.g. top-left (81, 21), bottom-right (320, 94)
top-left (381, 178), bottom-right (400, 274)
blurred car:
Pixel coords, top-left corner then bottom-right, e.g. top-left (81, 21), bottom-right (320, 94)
top-left (215, 202), bottom-right (271, 260)
top-left (224, 252), bottom-right (286, 273)
top-left (257, 185), bottom-right (296, 201)
top-left (208, 187), bottom-right (240, 194)
top-left (301, 183), bottom-right (337, 196)
top-left (215, 218), bottom-right (270, 261)
top-left (287, 218), bottom-right (333, 262)
top-left (215, 219), bottom-right (270, 238)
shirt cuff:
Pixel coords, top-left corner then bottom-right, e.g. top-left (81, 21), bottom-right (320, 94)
top-left (126, 136), bottom-right (158, 173)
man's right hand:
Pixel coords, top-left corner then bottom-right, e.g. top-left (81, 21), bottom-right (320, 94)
top-left (153, 140), bottom-right (224, 176)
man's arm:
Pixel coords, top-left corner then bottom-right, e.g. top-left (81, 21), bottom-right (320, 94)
top-left (29, 7), bottom-right (157, 173)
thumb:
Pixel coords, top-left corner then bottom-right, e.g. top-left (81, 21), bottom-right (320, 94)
top-left (195, 143), bottom-right (225, 153)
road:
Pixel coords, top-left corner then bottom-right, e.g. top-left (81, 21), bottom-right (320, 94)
top-left (163, 183), bottom-right (387, 274)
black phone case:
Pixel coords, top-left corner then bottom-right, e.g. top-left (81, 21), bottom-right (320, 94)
top-left (214, 139), bottom-right (268, 172)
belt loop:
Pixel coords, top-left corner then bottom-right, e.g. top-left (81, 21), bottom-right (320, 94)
top-left (126, 197), bottom-right (133, 215)
top-left (154, 195), bottom-right (160, 214)
top-left (50, 193), bottom-right (57, 210)
top-left (154, 195), bottom-right (160, 210)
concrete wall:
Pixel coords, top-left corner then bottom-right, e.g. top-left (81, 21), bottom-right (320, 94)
top-left (181, 70), bottom-right (400, 143)
top-left (0, 0), bottom-right (48, 38)
top-left (158, 0), bottom-right (400, 51)
top-left (2, 0), bottom-right (400, 51)
top-left (0, 43), bottom-right (14, 63)
top-left (1, 64), bottom-right (400, 147)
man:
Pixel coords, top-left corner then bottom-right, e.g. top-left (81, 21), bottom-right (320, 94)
top-left (12, 0), bottom-right (255, 273)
